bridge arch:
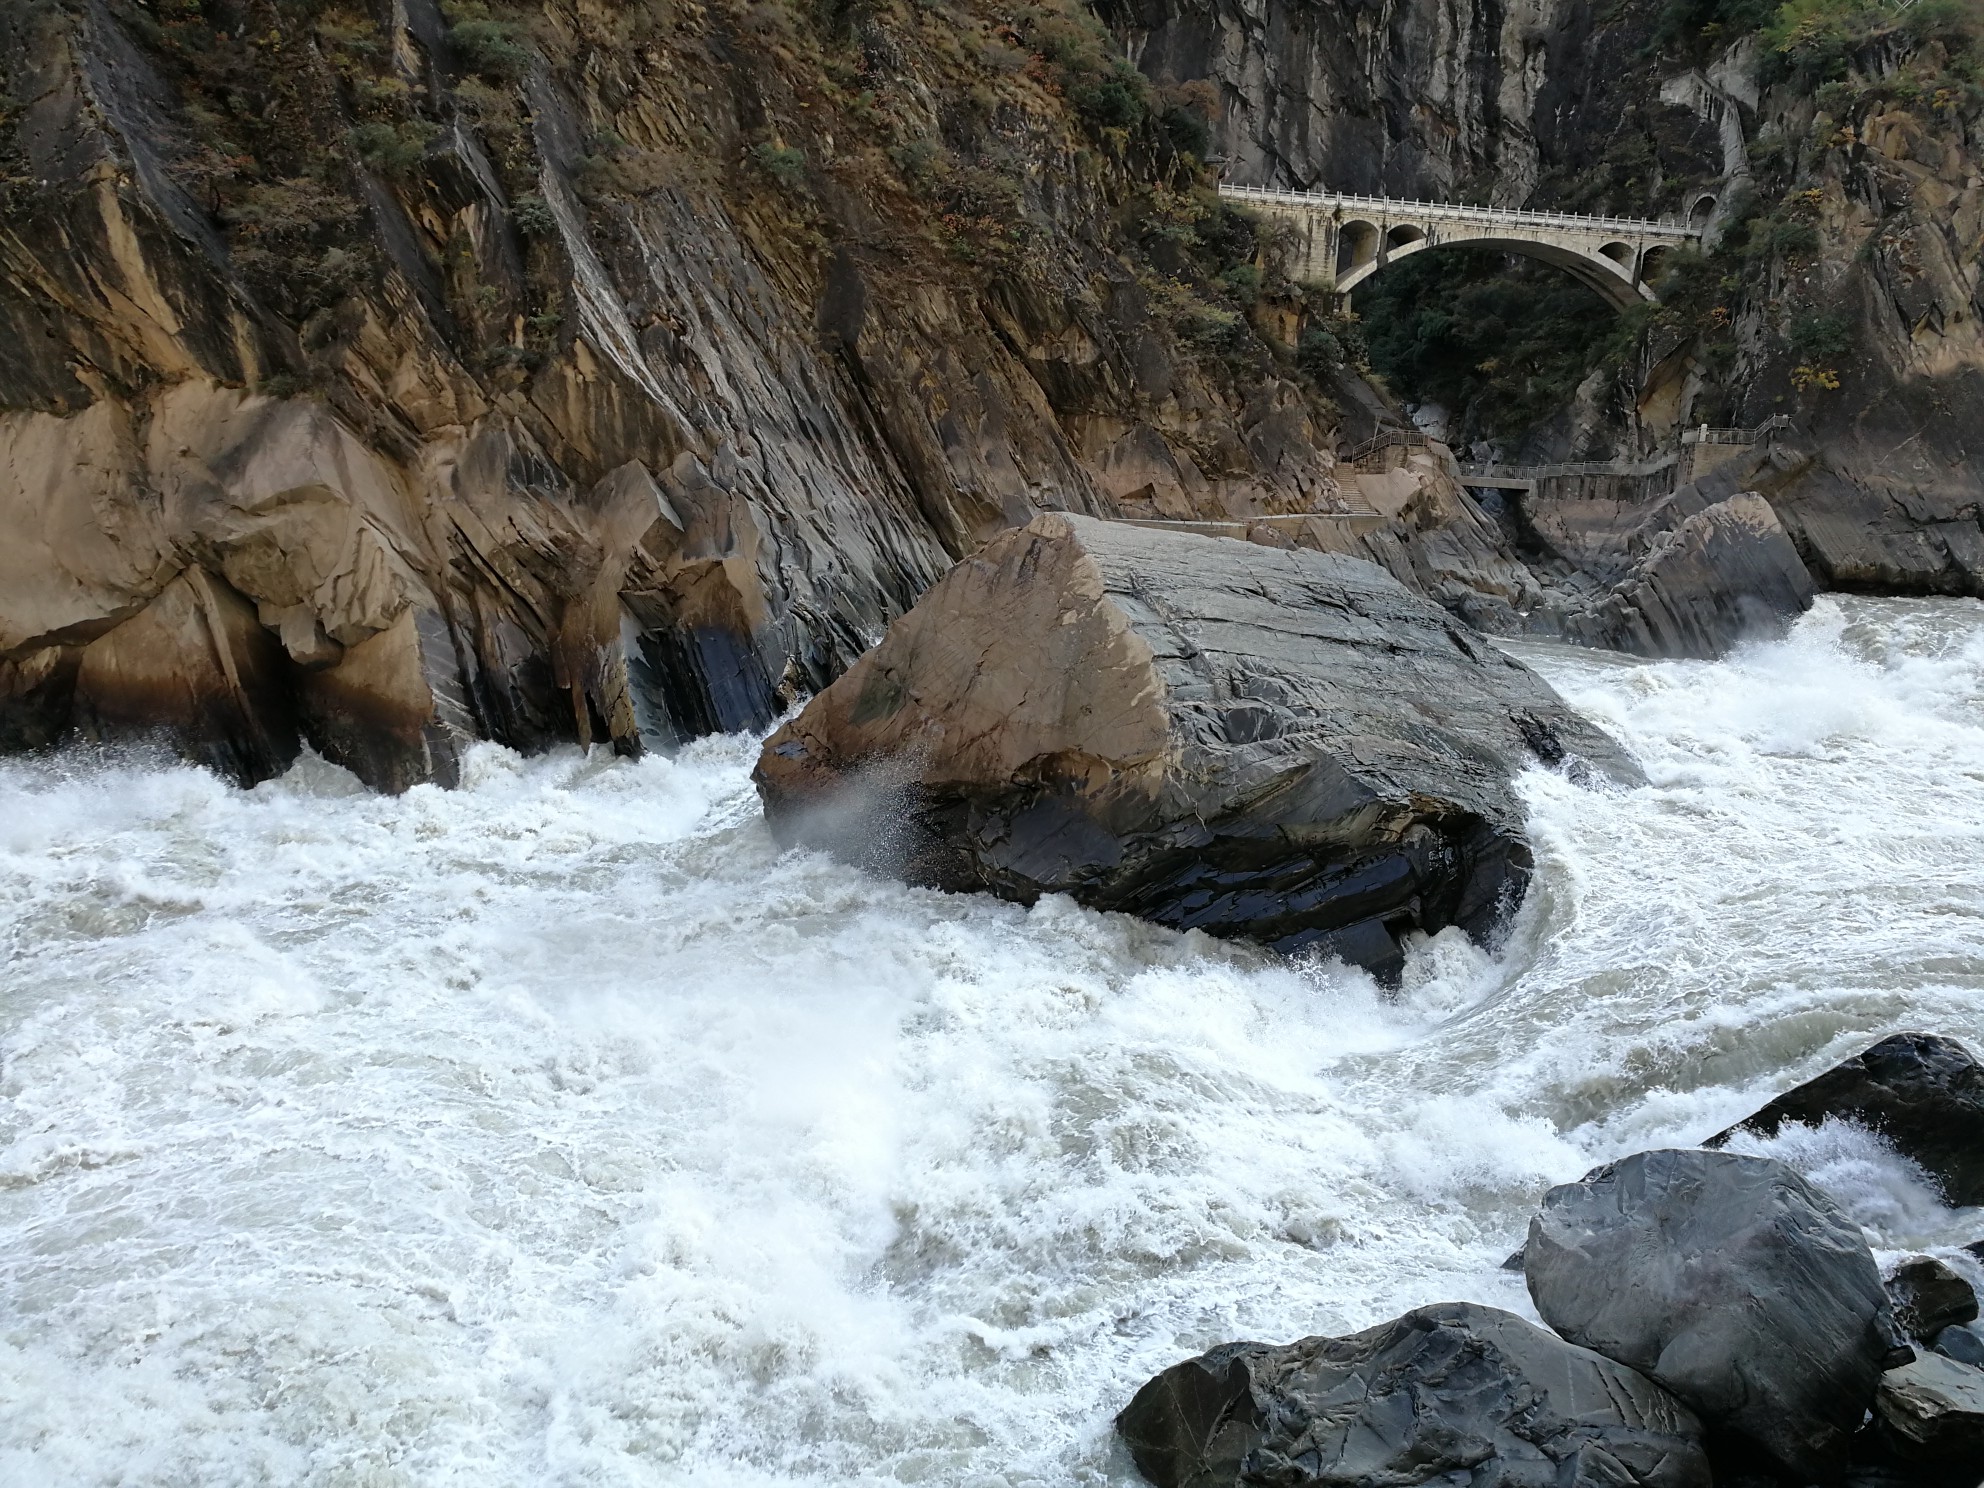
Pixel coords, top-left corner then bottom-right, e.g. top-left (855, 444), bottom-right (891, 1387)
top-left (1336, 232), bottom-right (1654, 311)
top-left (1336, 219), bottom-right (1380, 277)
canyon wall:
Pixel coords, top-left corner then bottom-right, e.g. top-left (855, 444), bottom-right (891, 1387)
top-left (5, 0), bottom-right (1978, 788)
top-left (0, 0), bottom-right (1562, 785)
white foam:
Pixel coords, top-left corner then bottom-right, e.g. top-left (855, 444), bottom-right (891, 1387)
top-left (2, 596), bottom-right (1983, 1483)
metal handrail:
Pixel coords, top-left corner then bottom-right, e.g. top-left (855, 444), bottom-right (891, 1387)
top-left (1458, 453), bottom-right (1679, 481)
top-left (1124, 511), bottom-right (1386, 526)
top-left (1680, 414), bottom-right (1793, 446)
top-left (1219, 184), bottom-right (1702, 240)
top-left (1345, 429), bottom-right (1432, 470)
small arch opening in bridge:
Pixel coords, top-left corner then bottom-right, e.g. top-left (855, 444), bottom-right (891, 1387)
top-left (1688, 194), bottom-right (1717, 229)
top-left (1386, 224), bottom-right (1425, 251)
top-left (1639, 244), bottom-right (1674, 284)
top-left (1337, 219), bottom-right (1380, 276)
top-left (1599, 241), bottom-right (1635, 270)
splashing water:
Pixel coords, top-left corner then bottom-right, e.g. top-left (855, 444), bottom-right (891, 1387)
top-left (3, 595), bottom-right (1982, 1485)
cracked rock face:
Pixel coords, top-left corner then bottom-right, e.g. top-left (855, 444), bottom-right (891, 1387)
top-left (1886, 1257), bottom-right (1980, 1344)
top-left (0, 0), bottom-right (1579, 787)
top-left (1114, 1301), bottom-right (1710, 1488)
top-left (753, 512), bottom-right (1637, 976)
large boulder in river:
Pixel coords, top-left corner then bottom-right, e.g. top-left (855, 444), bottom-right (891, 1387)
top-left (1524, 1149), bottom-right (1906, 1482)
top-left (1116, 1301), bottom-right (1709, 1488)
top-left (753, 513), bottom-right (1637, 978)
top-left (1707, 1032), bottom-right (1984, 1207)
top-left (1552, 491), bottom-right (1817, 661)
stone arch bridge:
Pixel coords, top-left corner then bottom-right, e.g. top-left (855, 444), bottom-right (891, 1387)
top-left (1220, 185), bottom-right (1704, 308)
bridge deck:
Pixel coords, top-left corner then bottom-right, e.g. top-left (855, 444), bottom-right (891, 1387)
top-left (1218, 184), bottom-right (1698, 241)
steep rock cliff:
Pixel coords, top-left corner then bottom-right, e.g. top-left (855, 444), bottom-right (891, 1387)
top-left (7, 0), bottom-right (1469, 786)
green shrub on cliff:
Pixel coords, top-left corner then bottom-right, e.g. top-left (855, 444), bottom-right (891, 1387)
top-left (512, 193), bottom-right (556, 236)
top-left (447, 13), bottom-right (534, 82)
top-left (1157, 84), bottom-right (1215, 161)
top-left (1764, 0), bottom-right (1984, 82)
top-left (1651, 0), bottom-right (1775, 55)
top-left (1022, 1), bottom-right (1150, 133)
top-left (351, 119), bottom-right (436, 174)
top-left (750, 141), bottom-right (808, 187)
top-left (1788, 310), bottom-right (1853, 364)
top-left (1296, 316), bottom-right (1367, 379)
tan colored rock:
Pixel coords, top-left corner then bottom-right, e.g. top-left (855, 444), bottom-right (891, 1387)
top-left (756, 513), bottom-right (1637, 977)
top-left (0, 402), bottom-right (169, 652)
top-left (71, 569), bottom-right (300, 784)
top-left (295, 609), bottom-right (472, 794)
top-left (1556, 492), bottom-right (1816, 659)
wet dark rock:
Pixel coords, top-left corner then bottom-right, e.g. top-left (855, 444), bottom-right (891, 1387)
top-left (1115, 1301), bottom-right (1710, 1488)
top-left (1875, 1352), bottom-right (1984, 1467)
top-left (1932, 1322), bottom-right (1984, 1368)
top-left (1886, 1256), bottom-right (1979, 1343)
top-left (754, 513), bottom-right (1640, 980)
top-left (1524, 1148), bottom-right (1906, 1482)
top-left (1708, 1033), bottom-right (1984, 1207)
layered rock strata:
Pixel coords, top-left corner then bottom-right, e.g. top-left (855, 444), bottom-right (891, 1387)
top-left (753, 511), bottom-right (1637, 977)
top-left (1875, 1352), bottom-right (1984, 1468)
top-left (3, 0), bottom-right (1430, 787)
top-left (1547, 491), bottom-right (1816, 660)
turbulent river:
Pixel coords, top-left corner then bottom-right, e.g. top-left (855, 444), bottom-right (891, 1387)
top-left (4, 594), bottom-right (1984, 1486)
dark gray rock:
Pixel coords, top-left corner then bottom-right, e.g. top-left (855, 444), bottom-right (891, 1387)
top-left (1524, 1149), bottom-right (1906, 1482)
top-left (755, 514), bottom-right (1640, 980)
top-left (1886, 1257), bottom-right (1979, 1343)
top-left (1875, 1353), bottom-right (1984, 1466)
top-left (1555, 492), bottom-right (1817, 661)
top-left (1932, 1322), bottom-right (1984, 1368)
top-left (1708, 1033), bottom-right (1984, 1207)
top-left (1115, 1301), bottom-right (1710, 1488)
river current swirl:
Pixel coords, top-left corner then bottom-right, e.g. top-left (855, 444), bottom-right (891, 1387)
top-left (3, 595), bottom-right (1983, 1485)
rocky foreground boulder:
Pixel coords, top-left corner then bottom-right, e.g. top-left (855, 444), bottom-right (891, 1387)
top-left (754, 513), bottom-right (1639, 977)
top-left (1115, 1302), bottom-right (1709, 1488)
top-left (1874, 1352), bottom-right (1984, 1467)
top-left (1708, 1032), bottom-right (1984, 1207)
top-left (1524, 1149), bottom-right (1907, 1481)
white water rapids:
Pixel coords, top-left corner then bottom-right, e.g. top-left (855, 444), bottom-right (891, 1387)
top-left (4, 594), bottom-right (1983, 1485)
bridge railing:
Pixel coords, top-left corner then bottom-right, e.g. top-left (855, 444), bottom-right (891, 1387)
top-left (1345, 429), bottom-right (1431, 471)
top-left (1457, 453), bottom-right (1680, 482)
top-left (1218, 184), bottom-right (1701, 239)
top-left (1119, 511), bottom-right (1385, 528)
top-left (1680, 414), bottom-right (1794, 446)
